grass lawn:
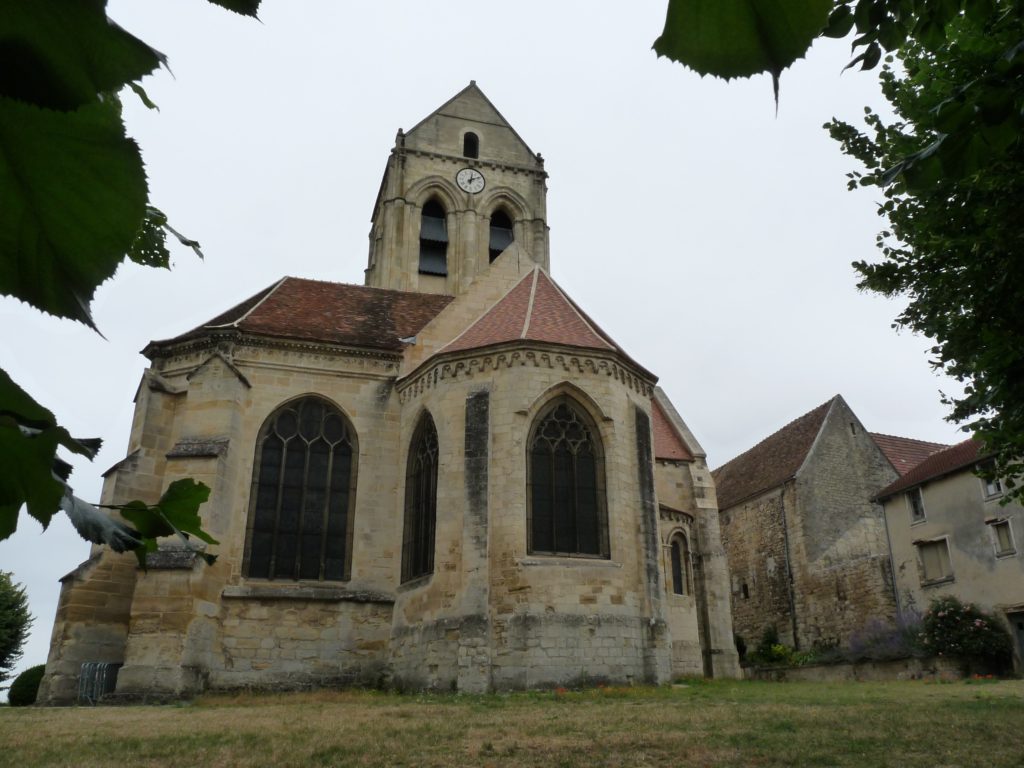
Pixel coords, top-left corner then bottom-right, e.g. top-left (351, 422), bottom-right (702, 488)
top-left (2, 678), bottom-right (1022, 767)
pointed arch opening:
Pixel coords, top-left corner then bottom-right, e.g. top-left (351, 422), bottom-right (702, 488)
top-left (419, 199), bottom-right (448, 276)
top-left (402, 413), bottom-right (439, 582)
top-left (488, 209), bottom-right (514, 263)
top-left (527, 397), bottom-right (608, 558)
top-left (245, 396), bottom-right (357, 581)
top-left (463, 131), bottom-right (479, 159)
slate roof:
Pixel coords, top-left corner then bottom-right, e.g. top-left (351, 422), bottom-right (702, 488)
top-left (712, 397), bottom-right (835, 510)
top-left (874, 438), bottom-right (983, 500)
top-left (869, 433), bottom-right (949, 476)
top-left (652, 397), bottom-right (694, 462)
top-left (147, 277), bottom-right (453, 354)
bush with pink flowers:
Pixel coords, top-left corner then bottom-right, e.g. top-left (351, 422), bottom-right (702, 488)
top-left (918, 596), bottom-right (1014, 674)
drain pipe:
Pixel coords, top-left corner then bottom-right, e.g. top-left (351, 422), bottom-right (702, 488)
top-left (779, 485), bottom-right (801, 650)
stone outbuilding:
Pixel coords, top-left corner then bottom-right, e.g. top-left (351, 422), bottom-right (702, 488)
top-left (713, 395), bottom-right (945, 651)
top-left (875, 438), bottom-right (1024, 669)
top-left (38, 83), bottom-right (739, 703)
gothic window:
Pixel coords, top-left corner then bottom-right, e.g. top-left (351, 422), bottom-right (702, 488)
top-left (463, 131), bottom-right (479, 158)
top-left (245, 397), bottom-right (356, 581)
top-left (402, 413), bottom-right (439, 582)
top-left (419, 199), bottom-right (448, 276)
top-left (670, 533), bottom-right (691, 595)
top-left (528, 398), bottom-right (608, 557)
top-left (488, 209), bottom-right (514, 262)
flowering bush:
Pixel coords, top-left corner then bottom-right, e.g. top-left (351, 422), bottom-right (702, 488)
top-left (919, 596), bottom-right (1013, 674)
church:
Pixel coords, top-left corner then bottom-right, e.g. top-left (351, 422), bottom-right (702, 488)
top-left (39, 84), bottom-right (739, 702)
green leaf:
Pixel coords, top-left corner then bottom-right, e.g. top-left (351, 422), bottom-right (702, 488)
top-left (0, 368), bottom-right (99, 460)
top-left (0, 97), bottom-right (147, 328)
top-left (653, 0), bottom-right (834, 89)
top-left (205, 0), bottom-right (262, 17)
top-left (0, 418), bottom-right (63, 534)
top-left (0, 0), bottom-right (164, 111)
top-left (822, 4), bottom-right (856, 39)
top-left (119, 500), bottom-right (174, 541)
top-left (158, 479), bottom-right (217, 545)
top-left (127, 81), bottom-right (159, 112)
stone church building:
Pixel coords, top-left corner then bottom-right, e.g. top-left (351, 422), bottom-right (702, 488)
top-left (39, 84), bottom-right (739, 702)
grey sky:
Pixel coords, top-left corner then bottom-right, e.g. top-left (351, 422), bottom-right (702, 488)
top-left (0, 1), bottom-right (964, 689)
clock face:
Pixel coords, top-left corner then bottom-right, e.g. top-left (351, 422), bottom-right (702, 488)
top-left (456, 167), bottom-right (485, 194)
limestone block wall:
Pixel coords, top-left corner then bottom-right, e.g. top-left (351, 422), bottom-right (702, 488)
top-left (395, 348), bottom-right (671, 689)
top-left (720, 485), bottom-right (798, 648)
top-left (788, 404), bottom-right (898, 647)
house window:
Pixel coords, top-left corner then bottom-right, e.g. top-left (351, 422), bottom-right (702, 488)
top-left (419, 199), bottom-right (448, 276)
top-left (488, 210), bottom-right (514, 262)
top-left (916, 538), bottom-right (953, 584)
top-left (670, 533), bottom-right (691, 595)
top-left (527, 398), bottom-right (608, 558)
top-left (463, 131), bottom-right (479, 158)
top-left (990, 519), bottom-right (1016, 557)
top-left (402, 413), bottom-right (438, 582)
top-left (907, 487), bottom-right (926, 524)
top-left (245, 397), bottom-right (356, 581)
top-left (979, 462), bottom-right (1004, 498)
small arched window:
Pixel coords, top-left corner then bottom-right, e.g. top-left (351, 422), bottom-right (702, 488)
top-left (670, 533), bottom-right (691, 595)
top-left (463, 131), bottom-right (479, 158)
top-left (418, 199), bottom-right (448, 276)
top-left (246, 397), bottom-right (356, 581)
top-left (528, 398), bottom-right (608, 557)
top-left (488, 210), bottom-right (514, 262)
top-left (402, 413), bottom-right (439, 582)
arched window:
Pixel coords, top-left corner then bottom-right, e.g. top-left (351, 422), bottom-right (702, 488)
top-left (245, 397), bottom-right (356, 581)
top-left (488, 209), bottom-right (514, 262)
top-left (528, 398), bottom-right (608, 557)
top-left (670, 533), bottom-right (691, 595)
top-left (402, 413), bottom-right (438, 582)
top-left (418, 199), bottom-right (448, 276)
top-left (463, 131), bottom-right (479, 158)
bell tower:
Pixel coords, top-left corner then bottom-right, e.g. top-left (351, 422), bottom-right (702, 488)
top-left (364, 82), bottom-right (550, 296)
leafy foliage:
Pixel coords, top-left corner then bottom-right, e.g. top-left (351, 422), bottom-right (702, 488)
top-left (0, 0), bottom-right (259, 557)
top-left (918, 596), bottom-right (1014, 673)
top-left (828, 3), bottom-right (1024, 499)
top-left (7, 664), bottom-right (45, 707)
top-left (0, 572), bottom-right (33, 686)
top-left (846, 615), bottom-right (925, 662)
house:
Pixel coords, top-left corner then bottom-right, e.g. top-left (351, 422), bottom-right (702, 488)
top-left (713, 395), bottom-right (944, 651)
top-left (38, 84), bottom-right (739, 703)
top-left (875, 438), bottom-right (1024, 668)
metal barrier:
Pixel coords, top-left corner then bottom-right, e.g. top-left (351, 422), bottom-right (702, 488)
top-left (77, 662), bottom-right (122, 705)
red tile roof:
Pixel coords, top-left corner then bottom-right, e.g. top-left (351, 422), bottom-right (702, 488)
top-left (442, 268), bottom-right (618, 354)
top-left (148, 277), bottom-right (453, 354)
top-left (869, 433), bottom-right (949, 476)
top-left (652, 398), bottom-right (694, 462)
top-left (874, 438), bottom-right (983, 500)
top-left (712, 398), bottom-right (836, 510)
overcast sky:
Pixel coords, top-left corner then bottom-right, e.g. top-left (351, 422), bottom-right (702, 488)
top-left (0, 1), bottom-right (965, 690)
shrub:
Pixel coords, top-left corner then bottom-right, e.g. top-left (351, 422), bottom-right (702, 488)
top-left (919, 596), bottom-right (1013, 674)
top-left (846, 615), bottom-right (925, 662)
top-left (8, 664), bottom-right (45, 707)
top-left (748, 625), bottom-right (795, 666)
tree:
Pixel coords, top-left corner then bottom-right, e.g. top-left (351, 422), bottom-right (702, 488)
top-left (655, 1), bottom-right (1024, 499)
top-left (0, 0), bottom-right (260, 558)
top-left (828, 4), bottom-right (1024, 498)
top-left (0, 572), bottom-right (32, 687)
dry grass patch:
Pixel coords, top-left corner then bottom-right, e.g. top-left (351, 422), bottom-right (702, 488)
top-left (2, 679), bottom-right (1022, 767)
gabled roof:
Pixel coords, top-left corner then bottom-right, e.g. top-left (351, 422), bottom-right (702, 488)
top-left (405, 81), bottom-right (536, 158)
top-left (440, 267), bottom-right (638, 361)
top-left (652, 397), bottom-right (694, 462)
top-left (869, 433), bottom-right (949, 476)
top-left (712, 397), bottom-right (836, 510)
top-left (875, 438), bottom-right (983, 500)
top-left (146, 277), bottom-right (453, 355)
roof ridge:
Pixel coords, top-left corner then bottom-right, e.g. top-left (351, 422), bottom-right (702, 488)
top-left (206, 276), bottom-right (288, 330)
top-left (539, 270), bottom-right (615, 351)
top-left (869, 431), bottom-right (949, 445)
top-left (715, 396), bottom-right (835, 472)
top-left (439, 269), bottom-right (535, 354)
top-left (520, 267), bottom-right (540, 339)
